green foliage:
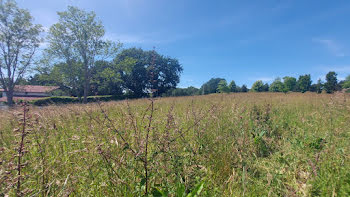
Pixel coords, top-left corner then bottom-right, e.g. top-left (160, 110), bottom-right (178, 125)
top-left (163, 86), bottom-right (200, 97)
top-left (200, 78), bottom-right (225, 94)
top-left (90, 60), bottom-right (124, 96)
top-left (251, 80), bottom-right (264, 92)
top-left (310, 79), bottom-right (323, 93)
top-left (228, 80), bottom-right (237, 92)
top-left (151, 181), bottom-right (204, 197)
top-left (324, 71), bottom-right (338, 93)
top-left (0, 0), bottom-right (42, 106)
top-left (262, 83), bottom-right (269, 92)
top-left (30, 47), bottom-right (183, 98)
top-left (114, 48), bottom-right (183, 97)
top-left (283, 76), bottom-right (297, 92)
top-left (47, 6), bottom-right (120, 103)
top-left (297, 74), bottom-right (312, 93)
top-left (241, 84), bottom-right (248, 92)
top-left (269, 78), bottom-right (284, 92)
top-left (342, 75), bottom-right (350, 89)
top-left (37, 61), bottom-right (85, 97)
top-left (217, 80), bottom-right (230, 93)
top-left (31, 95), bottom-right (124, 106)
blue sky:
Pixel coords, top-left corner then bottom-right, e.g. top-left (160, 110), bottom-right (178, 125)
top-left (17, 0), bottom-right (350, 88)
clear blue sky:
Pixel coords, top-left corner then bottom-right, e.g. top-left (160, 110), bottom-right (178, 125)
top-left (17, 0), bottom-right (350, 88)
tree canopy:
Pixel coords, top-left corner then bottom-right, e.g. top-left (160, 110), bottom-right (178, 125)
top-left (251, 80), bottom-right (264, 92)
top-left (200, 78), bottom-right (225, 94)
top-left (47, 6), bottom-right (119, 103)
top-left (269, 78), bottom-right (284, 92)
top-left (229, 80), bottom-right (237, 92)
top-left (283, 76), bottom-right (297, 92)
top-left (217, 80), bottom-right (230, 93)
top-left (324, 71), bottom-right (338, 93)
top-left (0, 0), bottom-right (42, 105)
top-left (114, 48), bottom-right (183, 97)
top-left (297, 74), bottom-right (311, 93)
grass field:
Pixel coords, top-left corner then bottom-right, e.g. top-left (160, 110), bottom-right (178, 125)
top-left (0, 92), bottom-right (349, 196)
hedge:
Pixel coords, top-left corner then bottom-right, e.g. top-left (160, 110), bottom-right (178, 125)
top-left (31, 95), bottom-right (125, 106)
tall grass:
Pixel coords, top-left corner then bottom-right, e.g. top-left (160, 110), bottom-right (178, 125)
top-left (0, 92), bottom-right (349, 196)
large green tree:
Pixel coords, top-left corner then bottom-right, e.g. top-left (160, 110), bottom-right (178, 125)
top-left (297, 74), bottom-right (311, 93)
top-left (90, 60), bottom-right (125, 96)
top-left (269, 78), bottom-right (284, 92)
top-left (283, 76), bottom-right (297, 92)
top-left (217, 79), bottom-right (230, 93)
top-left (114, 48), bottom-right (183, 97)
top-left (262, 83), bottom-right (270, 92)
top-left (148, 50), bottom-right (183, 96)
top-left (251, 80), bottom-right (264, 92)
top-left (241, 84), bottom-right (248, 92)
top-left (228, 80), bottom-right (237, 92)
top-left (324, 71), bottom-right (338, 93)
top-left (0, 0), bottom-right (42, 106)
top-left (47, 6), bottom-right (119, 103)
top-left (200, 78), bottom-right (225, 94)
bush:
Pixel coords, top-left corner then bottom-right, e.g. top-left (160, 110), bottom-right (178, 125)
top-left (31, 95), bottom-right (125, 106)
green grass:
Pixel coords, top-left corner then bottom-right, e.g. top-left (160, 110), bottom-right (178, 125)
top-left (0, 92), bottom-right (349, 196)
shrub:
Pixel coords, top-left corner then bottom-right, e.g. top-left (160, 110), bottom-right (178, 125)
top-left (31, 95), bottom-right (125, 106)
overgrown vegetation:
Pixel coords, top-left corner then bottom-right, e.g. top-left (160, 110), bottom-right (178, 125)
top-left (0, 92), bottom-right (349, 196)
top-left (30, 95), bottom-right (125, 106)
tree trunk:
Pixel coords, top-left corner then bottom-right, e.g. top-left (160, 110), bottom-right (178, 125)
top-left (6, 90), bottom-right (14, 107)
top-left (83, 67), bottom-right (90, 104)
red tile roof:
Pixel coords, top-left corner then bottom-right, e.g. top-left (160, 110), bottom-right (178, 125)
top-left (0, 96), bottom-right (46, 102)
top-left (0, 85), bottom-right (59, 93)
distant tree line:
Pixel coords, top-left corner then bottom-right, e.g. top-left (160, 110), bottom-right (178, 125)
top-left (250, 72), bottom-right (347, 94)
top-left (163, 71), bottom-right (350, 97)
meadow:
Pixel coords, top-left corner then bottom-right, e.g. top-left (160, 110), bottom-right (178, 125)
top-left (0, 92), bottom-right (349, 196)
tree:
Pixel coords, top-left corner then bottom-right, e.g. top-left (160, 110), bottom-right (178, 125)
top-left (324, 71), bottom-right (338, 93)
top-left (47, 6), bottom-right (119, 103)
top-left (283, 76), bottom-right (297, 92)
top-left (114, 48), bottom-right (148, 97)
top-left (217, 79), bottom-right (230, 93)
top-left (262, 83), bottom-right (270, 92)
top-left (90, 60), bottom-right (124, 96)
top-left (297, 74), bottom-right (311, 93)
top-left (269, 78), bottom-right (284, 92)
top-left (235, 85), bottom-right (242, 92)
top-left (342, 75), bottom-right (350, 89)
top-left (200, 78), bottom-right (225, 94)
top-left (163, 86), bottom-right (200, 97)
top-left (228, 80), bottom-right (237, 92)
top-left (114, 48), bottom-right (183, 98)
top-left (241, 84), bottom-right (248, 92)
top-left (147, 50), bottom-right (183, 96)
top-left (310, 79), bottom-right (323, 93)
top-left (0, 0), bottom-right (42, 106)
top-left (251, 80), bottom-right (264, 92)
